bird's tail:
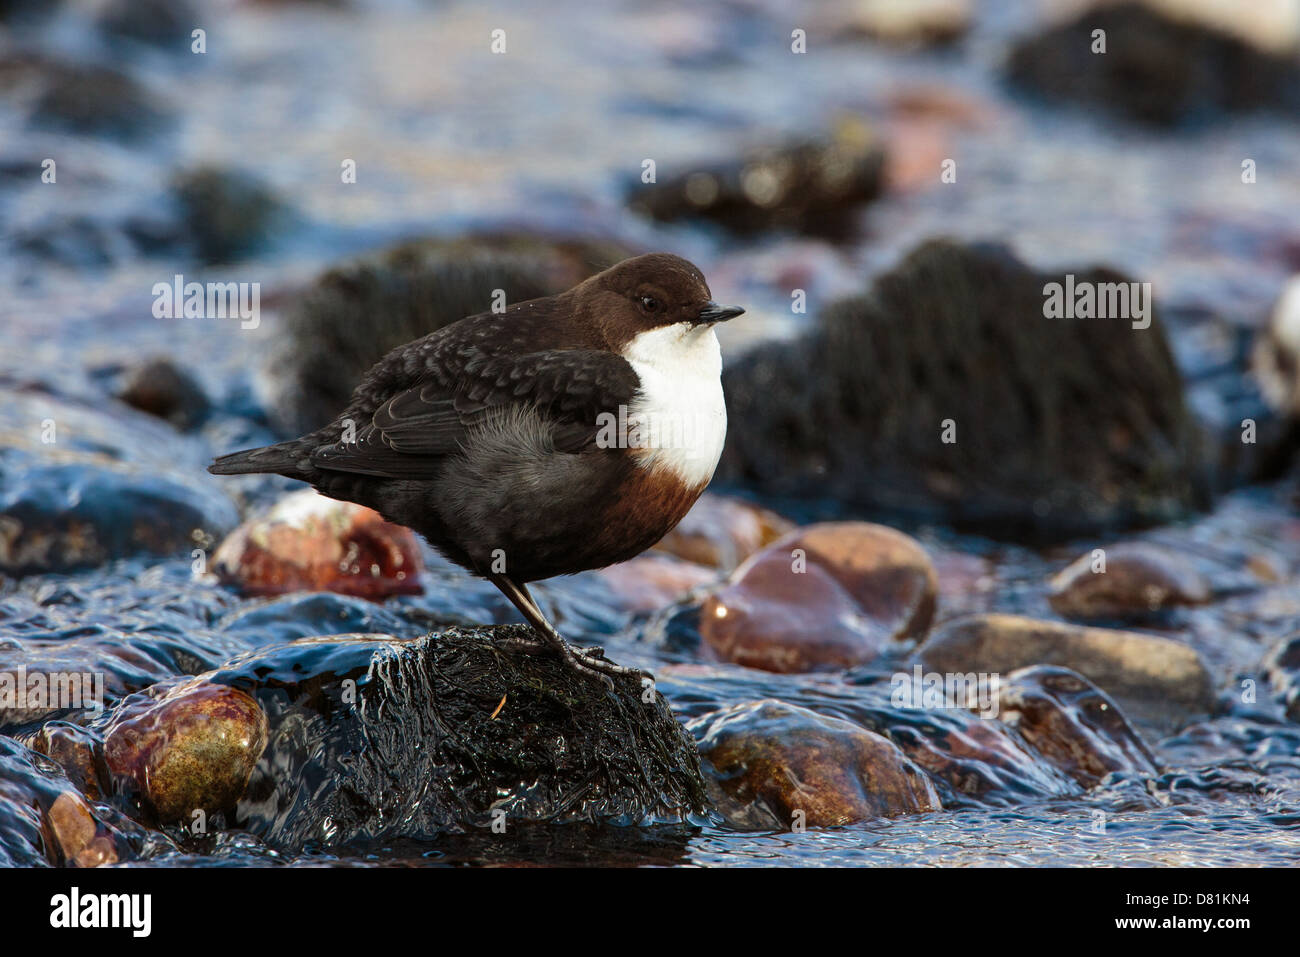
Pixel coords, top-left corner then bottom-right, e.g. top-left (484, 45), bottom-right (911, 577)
top-left (208, 439), bottom-right (315, 481)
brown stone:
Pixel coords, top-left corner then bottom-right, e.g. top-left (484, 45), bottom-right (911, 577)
top-left (103, 678), bottom-right (268, 824)
top-left (1048, 542), bottom-right (1210, 619)
top-left (213, 488), bottom-right (424, 599)
top-left (699, 522), bottom-right (937, 673)
top-left (47, 791), bottom-right (96, 861)
top-left (690, 699), bottom-right (940, 828)
top-left (997, 665), bottom-right (1159, 788)
top-left (919, 613), bottom-right (1213, 732)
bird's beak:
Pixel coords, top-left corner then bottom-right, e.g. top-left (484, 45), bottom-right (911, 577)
top-left (696, 301), bottom-right (745, 325)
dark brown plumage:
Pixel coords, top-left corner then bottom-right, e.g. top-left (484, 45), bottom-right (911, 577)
top-left (210, 253), bottom-right (743, 688)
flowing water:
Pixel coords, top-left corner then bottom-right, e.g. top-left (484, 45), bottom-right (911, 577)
top-left (3, 0), bottom-right (1300, 866)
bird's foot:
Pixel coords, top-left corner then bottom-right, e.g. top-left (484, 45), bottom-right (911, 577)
top-left (493, 631), bottom-right (650, 692)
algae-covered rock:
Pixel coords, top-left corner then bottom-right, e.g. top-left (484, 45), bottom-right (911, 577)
top-left (201, 626), bottom-right (708, 848)
top-left (718, 239), bottom-right (1200, 541)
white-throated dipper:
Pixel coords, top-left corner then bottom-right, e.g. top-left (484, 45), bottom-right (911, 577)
top-left (210, 253), bottom-right (744, 689)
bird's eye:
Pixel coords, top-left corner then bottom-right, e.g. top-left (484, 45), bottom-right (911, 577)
top-left (638, 295), bottom-right (660, 313)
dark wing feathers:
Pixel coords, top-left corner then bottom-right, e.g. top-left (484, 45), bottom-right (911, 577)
top-left (309, 349), bottom-right (639, 479)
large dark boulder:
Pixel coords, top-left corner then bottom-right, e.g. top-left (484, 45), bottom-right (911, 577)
top-left (1006, 2), bottom-right (1300, 127)
top-left (207, 627), bottom-right (708, 848)
top-left (717, 239), bottom-right (1202, 541)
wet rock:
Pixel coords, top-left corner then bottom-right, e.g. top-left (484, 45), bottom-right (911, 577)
top-left (596, 554), bottom-right (718, 615)
top-left (698, 522), bottom-right (936, 673)
top-left (1253, 276), bottom-right (1300, 417)
top-left (627, 119), bottom-right (886, 238)
top-left (200, 627), bottom-right (708, 848)
top-left (1261, 632), bottom-right (1300, 722)
top-left (0, 736), bottom-right (153, 867)
top-left (171, 166), bottom-right (285, 264)
top-left (0, 55), bottom-right (169, 141)
top-left (919, 613), bottom-right (1214, 732)
top-left (96, 0), bottom-right (199, 49)
top-left (887, 708), bottom-right (1081, 806)
top-left (653, 492), bottom-right (794, 571)
top-left (23, 721), bottom-right (112, 800)
top-left (261, 234), bottom-right (637, 436)
top-left (115, 356), bottom-right (211, 430)
top-left (718, 239), bottom-right (1200, 541)
top-left (689, 699), bottom-right (940, 828)
top-left (823, 0), bottom-right (971, 48)
top-left (0, 389), bottom-right (238, 575)
top-left (212, 488), bottom-right (424, 599)
top-left (1048, 542), bottom-right (1211, 620)
top-left (103, 678), bottom-right (268, 825)
top-left (1006, 2), bottom-right (1300, 126)
top-left (996, 666), bottom-right (1159, 788)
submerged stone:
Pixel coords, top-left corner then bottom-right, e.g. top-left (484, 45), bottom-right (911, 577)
top-left (996, 666), bottom-right (1159, 788)
top-left (699, 522), bottom-right (936, 673)
top-left (689, 699), bottom-right (940, 828)
top-left (0, 735), bottom-right (155, 867)
top-left (103, 678), bottom-right (269, 825)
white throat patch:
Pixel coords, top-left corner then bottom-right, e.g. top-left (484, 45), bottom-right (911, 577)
top-left (619, 322), bottom-right (727, 488)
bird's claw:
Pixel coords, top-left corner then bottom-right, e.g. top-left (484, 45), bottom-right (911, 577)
top-left (493, 631), bottom-right (649, 692)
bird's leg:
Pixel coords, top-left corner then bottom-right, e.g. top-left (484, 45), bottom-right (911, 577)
top-left (486, 573), bottom-right (649, 691)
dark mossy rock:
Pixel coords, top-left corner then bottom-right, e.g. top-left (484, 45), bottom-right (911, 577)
top-left (627, 121), bottom-right (886, 237)
top-left (115, 356), bottom-right (211, 430)
top-left (198, 626), bottom-right (708, 849)
top-left (0, 389), bottom-right (237, 575)
top-left (261, 234), bottom-right (638, 436)
top-left (0, 55), bottom-right (169, 141)
top-left (1005, 2), bottom-right (1300, 126)
top-left (171, 166), bottom-right (285, 264)
top-left (717, 238), bottom-right (1202, 541)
